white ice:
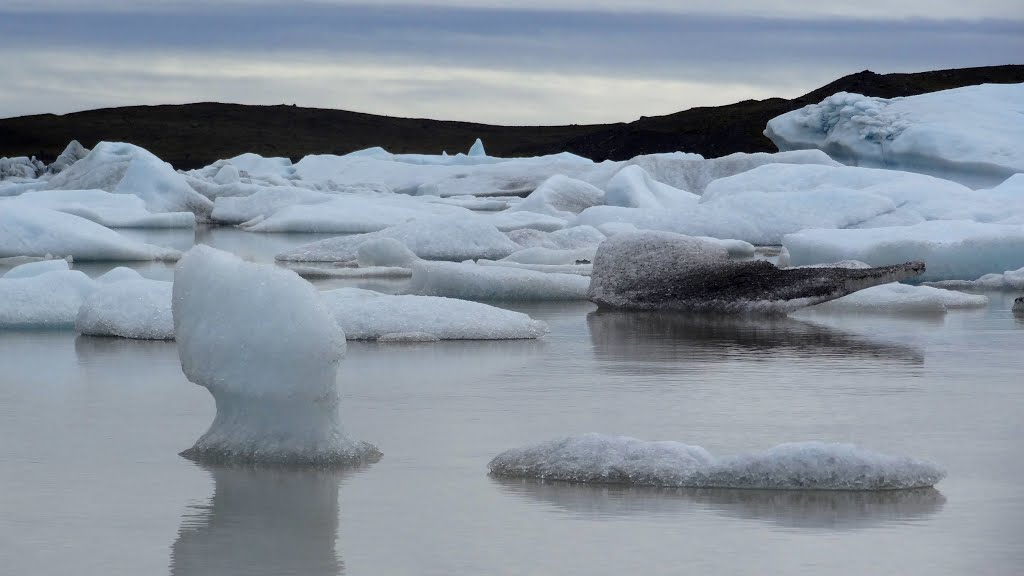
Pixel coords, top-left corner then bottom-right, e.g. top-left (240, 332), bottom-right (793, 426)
top-left (488, 433), bottom-right (945, 490)
top-left (509, 175), bottom-right (605, 219)
top-left (409, 261), bottom-right (590, 301)
top-left (172, 245), bottom-right (380, 465)
top-left (277, 215), bottom-right (520, 262)
top-left (783, 221), bottom-right (1024, 282)
top-left (0, 267), bottom-right (96, 328)
top-left (799, 282), bottom-right (988, 314)
top-left (1, 258), bottom-right (70, 279)
top-left (4, 189), bottom-right (195, 228)
top-left (319, 287), bottom-right (548, 340)
top-left (925, 266), bottom-right (1024, 291)
top-left (0, 206), bottom-right (181, 261)
top-left (76, 278), bottom-right (174, 339)
top-left (604, 165), bottom-right (700, 210)
top-left (238, 194), bottom-right (468, 234)
top-left (765, 83), bottom-right (1024, 188)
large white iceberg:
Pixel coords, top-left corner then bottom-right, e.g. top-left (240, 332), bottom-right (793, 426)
top-left (488, 433), bottom-right (945, 490)
top-left (47, 142), bottom-right (214, 216)
top-left (172, 245), bottom-right (379, 466)
top-left (783, 221), bottom-right (1024, 282)
top-left (765, 83), bottom-right (1024, 188)
top-left (319, 288), bottom-right (548, 340)
top-left (5, 189), bottom-right (195, 228)
top-left (0, 265), bottom-right (96, 328)
top-left (277, 216), bottom-right (520, 262)
top-left (509, 175), bottom-right (605, 219)
top-left (0, 206), bottom-right (181, 261)
top-left (409, 261), bottom-right (590, 301)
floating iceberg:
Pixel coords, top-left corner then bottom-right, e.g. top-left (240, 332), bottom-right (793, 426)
top-left (47, 142), bottom-right (213, 216)
top-left (488, 433), bottom-right (945, 490)
top-left (764, 83), bottom-right (1024, 188)
top-left (172, 245), bottom-right (380, 466)
top-left (0, 206), bottom-right (181, 261)
top-left (239, 194), bottom-right (464, 234)
top-left (925, 266), bottom-right (1024, 291)
top-left (5, 189), bottom-right (195, 228)
top-left (588, 231), bottom-right (923, 313)
top-left (0, 266), bottom-right (96, 328)
top-left (509, 175), bottom-right (605, 219)
top-left (210, 186), bottom-right (332, 224)
top-left (319, 288), bottom-right (548, 340)
top-left (604, 165), bottom-right (699, 210)
top-left (277, 216), bottom-right (520, 262)
top-left (409, 261), bottom-right (590, 301)
top-left (76, 278), bottom-right (174, 340)
top-left (800, 282), bottom-right (988, 314)
top-left (783, 221), bottom-right (1024, 282)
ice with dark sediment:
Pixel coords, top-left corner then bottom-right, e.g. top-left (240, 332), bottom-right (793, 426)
top-left (588, 231), bottom-right (924, 314)
top-left (488, 434), bottom-right (945, 490)
top-left (172, 245), bottom-right (380, 466)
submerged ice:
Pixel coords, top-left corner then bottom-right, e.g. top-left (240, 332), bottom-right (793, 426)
top-left (172, 245), bottom-right (379, 466)
top-left (488, 433), bottom-right (945, 490)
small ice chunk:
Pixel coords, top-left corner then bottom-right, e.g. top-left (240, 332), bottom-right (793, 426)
top-left (604, 165), bottom-right (699, 210)
top-left (1, 258), bottom-right (70, 279)
top-left (0, 270), bottom-right (96, 328)
top-left (172, 245), bottom-right (380, 466)
top-left (320, 288), bottom-right (548, 340)
top-left (925, 266), bottom-right (1024, 291)
top-left (800, 282), bottom-right (989, 314)
top-left (510, 175), bottom-right (605, 218)
top-left (409, 261), bottom-right (590, 301)
top-left (356, 238), bottom-right (420, 267)
top-left (488, 434), bottom-right (945, 490)
top-left (468, 138), bottom-right (486, 157)
top-left (76, 279), bottom-right (174, 339)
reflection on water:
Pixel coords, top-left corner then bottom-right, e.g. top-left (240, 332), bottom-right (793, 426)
top-left (587, 311), bottom-right (924, 370)
top-left (171, 464), bottom-right (369, 576)
top-left (492, 477), bottom-right (945, 530)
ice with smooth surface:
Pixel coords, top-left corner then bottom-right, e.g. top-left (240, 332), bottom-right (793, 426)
top-left (783, 221), bottom-right (1024, 282)
top-left (172, 245), bottom-right (380, 466)
top-left (239, 194), bottom-right (465, 233)
top-left (0, 269), bottom-right (96, 328)
top-left (210, 187), bottom-right (331, 224)
top-left (589, 231), bottom-right (924, 313)
top-left (277, 216), bottom-right (520, 262)
top-left (5, 189), bottom-right (195, 228)
top-left (800, 282), bottom-right (989, 314)
top-left (604, 165), bottom-right (700, 210)
top-left (765, 83), bottom-right (1024, 187)
top-left (1, 258), bottom-right (70, 279)
top-left (76, 279), bottom-right (174, 339)
top-left (925, 266), bottom-right (1024, 291)
top-left (488, 433), bottom-right (945, 490)
top-left (356, 237), bottom-right (420, 268)
top-left (409, 261), bottom-right (590, 301)
top-left (319, 288), bottom-right (548, 340)
top-left (510, 175), bottom-right (605, 219)
top-left (0, 206), bottom-right (181, 261)
top-left (47, 142), bottom-right (214, 216)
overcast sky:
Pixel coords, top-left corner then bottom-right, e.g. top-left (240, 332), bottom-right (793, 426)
top-left (1, 1), bottom-right (1020, 123)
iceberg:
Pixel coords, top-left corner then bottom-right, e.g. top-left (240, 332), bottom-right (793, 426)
top-left (1, 258), bottom-right (70, 279)
top-left (588, 231), bottom-right (923, 313)
top-left (488, 433), bottom-right (945, 490)
top-left (409, 261), bottom-right (590, 301)
top-left (277, 216), bottom-right (520, 262)
top-left (172, 245), bottom-right (379, 466)
top-left (0, 267), bottom-right (96, 328)
top-left (799, 282), bottom-right (988, 314)
top-left (783, 221), bottom-right (1024, 282)
top-left (1014, 297), bottom-right (1024, 314)
top-left (76, 278), bottom-right (174, 340)
top-left (239, 195), bottom-right (466, 234)
top-left (0, 206), bottom-right (181, 261)
top-left (467, 138), bottom-right (486, 157)
top-left (509, 175), bottom-right (605, 219)
top-left (5, 189), bottom-right (196, 228)
top-left (604, 165), bottom-right (699, 210)
top-left (210, 186), bottom-right (332, 224)
top-left (319, 288), bottom-right (548, 340)
top-left (764, 83), bottom-right (1024, 188)
top-left (924, 266), bottom-right (1024, 291)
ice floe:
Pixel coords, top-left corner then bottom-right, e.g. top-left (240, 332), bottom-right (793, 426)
top-left (0, 206), bottom-right (180, 261)
top-left (783, 221), bottom-right (1024, 282)
top-left (5, 189), bottom-right (195, 228)
top-left (0, 266), bottom-right (96, 328)
top-left (76, 278), bottom-right (174, 339)
top-left (319, 287), bottom-right (548, 340)
top-left (409, 261), bottom-right (590, 301)
top-left (765, 83), bottom-right (1024, 188)
top-left (172, 245), bottom-right (380, 466)
top-left (925, 266), bottom-right (1024, 291)
top-left (488, 433), bottom-right (945, 490)
top-left (588, 231), bottom-right (923, 313)
top-left (799, 282), bottom-right (988, 314)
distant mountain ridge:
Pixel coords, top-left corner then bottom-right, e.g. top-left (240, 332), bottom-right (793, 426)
top-left (1, 64), bottom-right (1021, 170)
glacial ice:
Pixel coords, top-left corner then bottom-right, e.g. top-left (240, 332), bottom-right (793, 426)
top-left (605, 165), bottom-right (699, 210)
top-left (783, 221), bottom-right (1024, 282)
top-left (172, 245), bottom-right (380, 466)
top-left (409, 261), bottom-right (591, 301)
top-left (588, 231), bottom-right (924, 313)
top-left (76, 278), bottom-right (174, 340)
top-left (765, 83), bottom-right (1024, 188)
top-left (277, 216), bottom-right (520, 262)
top-left (468, 138), bottom-right (486, 157)
top-left (319, 287), bottom-right (549, 340)
top-left (509, 175), bottom-right (605, 219)
top-left (0, 206), bottom-right (181, 261)
top-left (239, 194), bottom-right (467, 234)
top-left (0, 268), bottom-right (96, 328)
top-left (799, 282), bottom-right (989, 314)
top-left (47, 142), bottom-right (214, 217)
top-left (210, 186), bottom-right (332, 224)
top-left (356, 237), bottom-right (420, 268)
top-left (6, 189), bottom-right (196, 228)
top-left (925, 266), bottom-right (1024, 291)
top-left (488, 433), bottom-right (945, 490)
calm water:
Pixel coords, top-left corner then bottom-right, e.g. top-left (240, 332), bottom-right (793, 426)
top-left (1, 227), bottom-right (1022, 576)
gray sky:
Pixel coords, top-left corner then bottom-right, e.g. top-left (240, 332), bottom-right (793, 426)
top-left (1, 1), bottom-right (1020, 123)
